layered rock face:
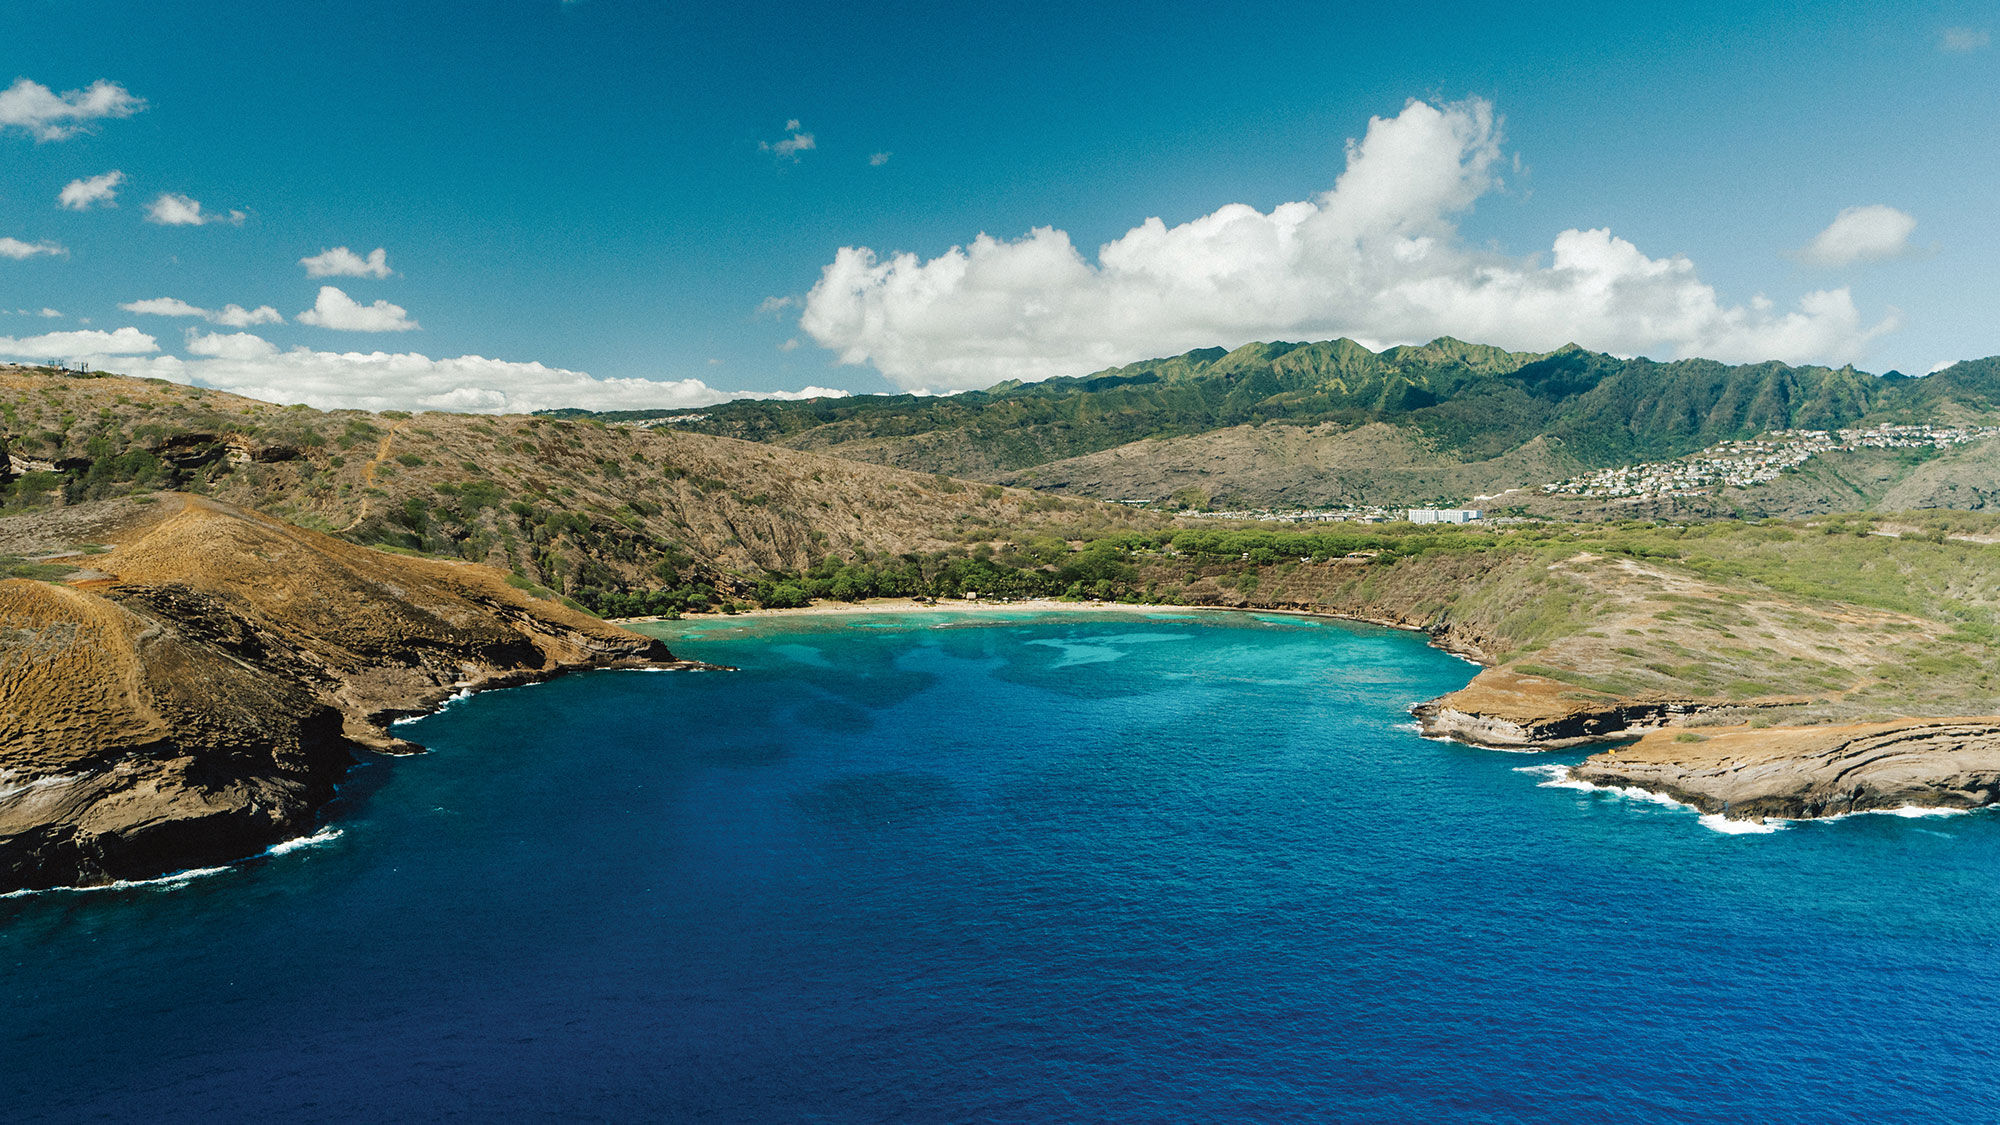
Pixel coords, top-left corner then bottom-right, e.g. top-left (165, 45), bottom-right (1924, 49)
top-left (1413, 667), bottom-right (2000, 825)
top-left (0, 495), bottom-right (684, 891)
top-left (1570, 719), bottom-right (2000, 821)
top-left (1411, 668), bottom-right (1708, 749)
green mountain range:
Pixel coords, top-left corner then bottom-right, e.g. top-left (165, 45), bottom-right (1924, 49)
top-left (555, 339), bottom-right (2000, 508)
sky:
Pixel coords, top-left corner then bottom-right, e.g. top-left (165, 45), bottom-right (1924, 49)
top-left (3, 0), bottom-right (2000, 412)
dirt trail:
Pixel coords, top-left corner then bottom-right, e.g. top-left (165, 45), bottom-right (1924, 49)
top-left (337, 421), bottom-right (407, 533)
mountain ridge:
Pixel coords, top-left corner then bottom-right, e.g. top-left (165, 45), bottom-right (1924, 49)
top-left (559, 338), bottom-right (2000, 507)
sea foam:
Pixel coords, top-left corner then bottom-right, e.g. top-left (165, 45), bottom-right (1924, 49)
top-left (392, 686), bottom-right (477, 726)
top-left (1, 827), bottom-right (345, 899)
top-left (266, 826), bottom-right (343, 856)
top-left (0, 864), bottom-right (231, 900)
top-left (1515, 764), bottom-right (1783, 834)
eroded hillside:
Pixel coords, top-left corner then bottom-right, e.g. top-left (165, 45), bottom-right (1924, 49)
top-left (0, 494), bottom-right (682, 890)
top-left (0, 364), bottom-right (1159, 613)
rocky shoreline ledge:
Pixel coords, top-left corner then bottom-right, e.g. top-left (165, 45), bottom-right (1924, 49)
top-left (1409, 668), bottom-right (1714, 750)
top-left (0, 495), bottom-right (712, 893)
top-left (1411, 662), bottom-right (2000, 824)
top-left (1566, 719), bottom-right (2000, 821)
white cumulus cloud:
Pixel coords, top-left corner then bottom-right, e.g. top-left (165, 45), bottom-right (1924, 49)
top-left (120, 297), bottom-right (205, 318)
top-left (145, 192), bottom-right (246, 226)
top-left (121, 296), bottom-right (284, 327)
top-left (213, 305), bottom-right (283, 328)
top-left (300, 246), bottom-right (392, 278)
top-left (0, 78), bottom-right (144, 141)
top-left (801, 97), bottom-right (1900, 391)
top-left (184, 330), bottom-right (280, 360)
top-left (297, 285), bottom-right (418, 332)
top-left (0, 237), bottom-right (65, 260)
top-left (1796, 204), bottom-right (1919, 268)
top-left (100, 334), bottom-right (851, 413)
top-left (0, 326), bottom-right (157, 360)
top-left (761, 119), bottom-right (816, 162)
top-left (58, 170), bottom-right (124, 210)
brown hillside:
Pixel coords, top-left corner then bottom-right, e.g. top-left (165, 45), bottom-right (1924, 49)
top-left (999, 422), bottom-right (1575, 507)
top-left (0, 494), bottom-right (685, 892)
top-left (0, 365), bottom-right (1160, 611)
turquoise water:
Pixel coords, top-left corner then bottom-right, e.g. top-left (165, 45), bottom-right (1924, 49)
top-left (5, 609), bottom-right (2000, 1121)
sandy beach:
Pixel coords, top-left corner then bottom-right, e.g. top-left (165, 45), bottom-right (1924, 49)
top-left (608, 596), bottom-right (1458, 644)
top-left (608, 597), bottom-right (1223, 625)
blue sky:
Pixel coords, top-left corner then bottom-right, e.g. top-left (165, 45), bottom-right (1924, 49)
top-left (2, 0), bottom-right (1998, 410)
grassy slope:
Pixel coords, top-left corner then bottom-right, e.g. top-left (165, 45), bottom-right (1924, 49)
top-left (0, 366), bottom-right (1161, 613)
top-left (1107, 517), bottom-right (2000, 726)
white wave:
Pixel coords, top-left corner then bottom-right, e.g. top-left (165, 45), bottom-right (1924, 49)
top-left (265, 826), bottom-right (343, 855)
top-left (0, 864), bottom-right (231, 899)
top-left (391, 686), bottom-right (477, 726)
top-left (1806, 804), bottom-right (1976, 823)
top-left (1516, 763), bottom-right (1784, 833)
top-left (1698, 813), bottom-right (1780, 835)
top-left (3, 825), bottom-right (348, 899)
top-left (1514, 763), bottom-right (1586, 788)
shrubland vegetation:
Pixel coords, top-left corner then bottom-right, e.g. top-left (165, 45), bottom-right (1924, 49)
top-left (12, 362), bottom-right (2000, 724)
top-left (552, 337), bottom-right (2000, 488)
top-left (596, 513), bottom-right (2000, 724)
top-left (0, 365), bottom-right (1152, 613)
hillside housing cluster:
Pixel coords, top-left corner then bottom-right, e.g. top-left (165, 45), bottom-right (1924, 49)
top-left (1542, 424), bottom-right (2000, 500)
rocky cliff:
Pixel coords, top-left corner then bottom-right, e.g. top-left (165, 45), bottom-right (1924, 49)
top-left (0, 494), bottom-right (691, 891)
top-left (1409, 669), bottom-right (1712, 749)
top-left (1569, 719), bottom-right (2000, 821)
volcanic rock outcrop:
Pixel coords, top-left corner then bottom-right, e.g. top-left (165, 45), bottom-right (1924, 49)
top-left (1569, 719), bottom-right (2000, 821)
top-left (0, 494), bottom-right (687, 891)
top-left (1411, 668), bottom-right (1711, 749)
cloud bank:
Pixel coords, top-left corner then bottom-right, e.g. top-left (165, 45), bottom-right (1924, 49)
top-left (301, 246), bottom-right (392, 278)
top-left (1797, 204), bottom-right (1919, 268)
top-left (0, 323), bottom-right (846, 413)
top-left (801, 97), bottom-right (1898, 391)
top-left (0, 327), bottom-right (158, 358)
top-left (86, 334), bottom-right (845, 413)
top-left (0, 78), bottom-right (144, 141)
top-left (58, 170), bottom-right (124, 210)
top-left (297, 286), bottom-right (417, 331)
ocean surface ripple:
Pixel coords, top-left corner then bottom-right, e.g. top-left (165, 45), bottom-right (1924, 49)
top-left (4, 610), bottom-right (1996, 1123)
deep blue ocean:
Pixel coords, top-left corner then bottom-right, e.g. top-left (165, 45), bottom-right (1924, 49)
top-left (6, 608), bottom-right (2000, 1122)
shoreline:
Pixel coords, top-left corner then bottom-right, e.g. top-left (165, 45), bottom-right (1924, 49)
top-left (611, 597), bottom-right (1487, 660)
top-left (629, 598), bottom-right (2000, 828)
top-left (613, 596), bottom-right (1244, 623)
